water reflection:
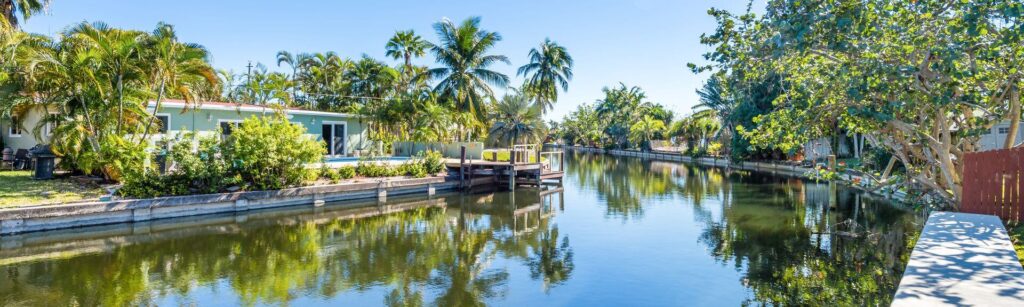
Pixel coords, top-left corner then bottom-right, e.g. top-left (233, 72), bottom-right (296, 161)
top-left (0, 152), bottom-right (920, 306)
top-left (0, 192), bottom-right (573, 306)
top-left (569, 152), bottom-right (921, 305)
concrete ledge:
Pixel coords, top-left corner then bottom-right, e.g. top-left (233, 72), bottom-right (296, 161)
top-left (0, 176), bottom-right (458, 235)
top-left (893, 212), bottom-right (1024, 306)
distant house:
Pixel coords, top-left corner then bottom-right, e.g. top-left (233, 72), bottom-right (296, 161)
top-left (1, 99), bottom-right (368, 157)
top-left (978, 120), bottom-right (1024, 151)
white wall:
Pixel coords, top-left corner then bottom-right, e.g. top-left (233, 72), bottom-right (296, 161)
top-left (978, 121), bottom-right (1024, 151)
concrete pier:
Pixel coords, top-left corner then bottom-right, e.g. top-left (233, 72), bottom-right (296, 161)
top-left (893, 212), bottom-right (1024, 306)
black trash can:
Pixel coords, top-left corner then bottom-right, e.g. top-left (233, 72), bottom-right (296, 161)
top-left (31, 145), bottom-right (56, 180)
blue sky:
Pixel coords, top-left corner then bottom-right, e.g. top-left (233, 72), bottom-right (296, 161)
top-left (22, 0), bottom-right (758, 121)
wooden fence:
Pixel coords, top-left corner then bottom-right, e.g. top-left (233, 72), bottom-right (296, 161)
top-left (962, 147), bottom-right (1024, 224)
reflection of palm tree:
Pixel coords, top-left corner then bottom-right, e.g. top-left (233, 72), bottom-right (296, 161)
top-left (527, 227), bottom-right (574, 291)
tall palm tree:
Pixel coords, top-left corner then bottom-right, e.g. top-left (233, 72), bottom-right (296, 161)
top-left (384, 30), bottom-right (428, 81)
top-left (488, 90), bottom-right (545, 148)
top-left (68, 21), bottom-right (146, 135)
top-left (0, 0), bottom-right (48, 29)
top-left (421, 17), bottom-right (510, 131)
top-left (276, 50), bottom-right (307, 105)
top-left (138, 22), bottom-right (218, 142)
top-left (518, 38), bottom-right (573, 112)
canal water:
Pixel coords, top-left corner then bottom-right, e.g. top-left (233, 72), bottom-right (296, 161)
top-left (0, 152), bottom-right (923, 306)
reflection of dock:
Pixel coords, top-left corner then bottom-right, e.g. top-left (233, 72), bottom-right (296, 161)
top-left (512, 187), bottom-right (564, 236)
top-left (448, 145), bottom-right (565, 191)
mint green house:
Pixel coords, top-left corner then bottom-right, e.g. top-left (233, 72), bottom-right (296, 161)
top-left (1, 99), bottom-right (369, 157)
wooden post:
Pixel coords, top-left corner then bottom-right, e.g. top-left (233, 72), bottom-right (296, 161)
top-left (492, 150), bottom-right (497, 162)
top-left (509, 166), bottom-right (515, 190)
top-left (560, 151), bottom-right (565, 172)
top-left (460, 146), bottom-right (466, 189)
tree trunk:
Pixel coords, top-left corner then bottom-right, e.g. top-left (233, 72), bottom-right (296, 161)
top-left (138, 78), bottom-right (167, 144)
top-left (1005, 84), bottom-right (1020, 149)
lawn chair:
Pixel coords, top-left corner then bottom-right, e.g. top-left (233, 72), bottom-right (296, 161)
top-left (13, 149), bottom-right (30, 170)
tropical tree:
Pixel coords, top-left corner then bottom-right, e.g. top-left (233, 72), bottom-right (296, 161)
top-left (421, 16), bottom-right (510, 136)
top-left (488, 90), bottom-right (545, 148)
top-left (0, 0), bottom-right (48, 29)
top-left (629, 115), bottom-right (666, 150)
top-left (518, 38), bottom-right (573, 112)
top-left (694, 0), bottom-right (1024, 206)
top-left (385, 30), bottom-right (428, 84)
top-left (138, 22), bottom-right (218, 142)
top-left (276, 50), bottom-right (307, 105)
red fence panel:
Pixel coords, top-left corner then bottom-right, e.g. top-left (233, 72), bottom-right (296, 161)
top-left (962, 147), bottom-right (1024, 224)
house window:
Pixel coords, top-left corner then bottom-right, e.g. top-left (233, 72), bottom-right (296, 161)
top-left (219, 120), bottom-right (242, 137)
top-left (45, 113), bottom-right (60, 136)
top-left (156, 114), bottom-right (170, 133)
top-left (999, 127), bottom-right (1011, 134)
top-left (8, 116), bottom-right (21, 137)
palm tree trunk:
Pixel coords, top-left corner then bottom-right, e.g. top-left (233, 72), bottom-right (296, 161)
top-left (138, 77), bottom-right (167, 144)
top-left (116, 71), bottom-right (125, 134)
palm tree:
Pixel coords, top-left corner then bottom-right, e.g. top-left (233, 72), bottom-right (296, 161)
top-left (629, 115), bottom-right (666, 151)
top-left (421, 17), bottom-right (510, 134)
top-left (276, 50), bottom-right (307, 105)
top-left (138, 22), bottom-right (218, 142)
top-left (488, 90), bottom-right (545, 148)
top-left (0, 0), bottom-right (48, 29)
top-left (518, 38), bottom-right (573, 112)
top-left (384, 30), bottom-right (428, 81)
top-left (68, 21), bottom-right (146, 135)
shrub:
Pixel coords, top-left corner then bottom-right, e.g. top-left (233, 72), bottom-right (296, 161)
top-left (399, 160), bottom-right (427, 178)
top-left (321, 167), bottom-right (341, 183)
top-left (119, 114), bottom-right (323, 198)
top-left (357, 160), bottom-right (399, 177)
top-left (119, 170), bottom-right (165, 199)
top-left (337, 166), bottom-right (356, 179)
top-left (224, 114), bottom-right (326, 190)
top-left (421, 150), bottom-right (445, 175)
top-left (707, 142), bottom-right (723, 156)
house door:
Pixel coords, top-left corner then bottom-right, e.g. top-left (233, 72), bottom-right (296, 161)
top-left (322, 122), bottom-right (347, 156)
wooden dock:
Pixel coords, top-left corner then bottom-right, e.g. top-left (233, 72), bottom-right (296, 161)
top-left (448, 145), bottom-right (565, 191)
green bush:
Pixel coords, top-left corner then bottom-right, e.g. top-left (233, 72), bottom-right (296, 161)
top-left (120, 114), bottom-right (324, 198)
top-left (357, 160), bottom-right (399, 177)
top-left (224, 114), bottom-right (326, 190)
top-left (420, 150), bottom-right (445, 175)
top-left (321, 167), bottom-right (341, 183)
top-left (399, 160), bottom-right (427, 178)
top-left (337, 166), bottom-right (355, 179)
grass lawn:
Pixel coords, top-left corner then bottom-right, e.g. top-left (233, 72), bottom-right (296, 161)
top-left (0, 171), bottom-right (106, 208)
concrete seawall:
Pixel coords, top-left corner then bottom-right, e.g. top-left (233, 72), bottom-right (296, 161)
top-left (0, 176), bottom-right (458, 235)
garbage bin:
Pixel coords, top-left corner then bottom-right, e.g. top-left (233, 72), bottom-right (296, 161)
top-left (30, 145), bottom-right (55, 180)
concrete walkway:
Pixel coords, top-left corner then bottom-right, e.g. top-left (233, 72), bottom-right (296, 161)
top-left (893, 212), bottom-right (1024, 306)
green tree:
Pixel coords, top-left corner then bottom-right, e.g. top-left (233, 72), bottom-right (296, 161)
top-left (385, 30), bottom-right (428, 85)
top-left (518, 38), bottom-right (573, 112)
top-left (421, 17), bottom-right (510, 135)
top-left (0, 0), bottom-right (48, 29)
top-left (629, 115), bottom-right (666, 150)
top-left (488, 89), bottom-right (545, 148)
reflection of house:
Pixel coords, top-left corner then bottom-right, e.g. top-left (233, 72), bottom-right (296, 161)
top-left (1, 99), bottom-right (368, 157)
top-left (978, 121), bottom-right (1024, 151)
